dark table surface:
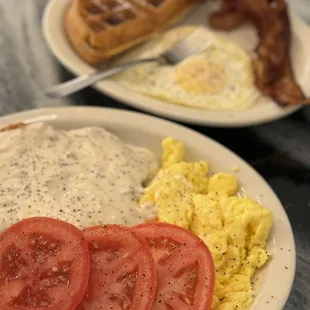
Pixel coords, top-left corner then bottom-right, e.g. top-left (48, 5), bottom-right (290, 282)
top-left (1, 0), bottom-right (310, 309)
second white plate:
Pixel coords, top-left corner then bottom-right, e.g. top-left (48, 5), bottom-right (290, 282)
top-left (42, 0), bottom-right (310, 127)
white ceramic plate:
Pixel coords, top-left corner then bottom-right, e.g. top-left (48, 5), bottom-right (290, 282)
top-left (0, 107), bottom-right (295, 309)
top-left (42, 0), bottom-right (310, 127)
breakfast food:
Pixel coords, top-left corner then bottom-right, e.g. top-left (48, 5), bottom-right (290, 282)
top-left (210, 0), bottom-right (310, 107)
top-left (134, 222), bottom-right (215, 309)
top-left (65, 0), bottom-right (203, 64)
top-left (209, 0), bottom-right (245, 30)
top-left (0, 122), bottom-right (158, 230)
top-left (0, 218), bottom-right (215, 310)
top-left (113, 26), bottom-right (261, 111)
top-left (139, 137), bottom-right (273, 309)
top-left (0, 123), bottom-right (273, 310)
top-left (0, 217), bottom-right (90, 309)
top-left (77, 225), bottom-right (157, 310)
top-left (63, 0), bottom-right (308, 110)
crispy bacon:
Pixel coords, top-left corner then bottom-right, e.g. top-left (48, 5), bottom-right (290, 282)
top-left (210, 0), bottom-right (310, 107)
top-left (209, 0), bottom-right (246, 30)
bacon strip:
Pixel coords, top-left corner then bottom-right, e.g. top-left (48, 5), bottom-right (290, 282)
top-left (210, 0), bottom-right (310, 107)
top-left (209, 0), bottom-right (246, 30)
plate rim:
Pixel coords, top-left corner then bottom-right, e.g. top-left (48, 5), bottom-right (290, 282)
top-left (41, 0), bottom-right (310, 127)
top-left (0, 106), bottom-right (296, 309)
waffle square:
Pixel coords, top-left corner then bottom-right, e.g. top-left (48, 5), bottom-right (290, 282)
top-left (65, 0), bottom-right (203, 64)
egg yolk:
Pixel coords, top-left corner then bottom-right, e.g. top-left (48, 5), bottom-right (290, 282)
top-left (175, 59), bottom-right (225, 94)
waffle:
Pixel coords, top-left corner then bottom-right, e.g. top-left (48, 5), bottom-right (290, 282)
top-left (65, 0), bottom-right (203, 65)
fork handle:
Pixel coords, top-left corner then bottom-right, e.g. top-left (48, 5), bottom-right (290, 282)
top-left (45, 58), bottom-right (158, 99)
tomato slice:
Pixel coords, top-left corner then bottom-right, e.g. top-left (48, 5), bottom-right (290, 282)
top-left (133, 222), bottom-right (215, 310)
top-left (0, 217), bottom-right (90, 310)
top-left (77, 225), bottom-right (157, 310)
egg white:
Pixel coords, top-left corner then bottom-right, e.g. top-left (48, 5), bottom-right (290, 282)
top-left (113, 26), bottom-right (261, 111)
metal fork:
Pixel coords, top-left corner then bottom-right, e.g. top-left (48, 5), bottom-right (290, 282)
top-left (45, 30), bottom-right (212, 99)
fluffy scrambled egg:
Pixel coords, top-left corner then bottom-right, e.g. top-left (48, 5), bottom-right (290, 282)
top-left (139, 137), bottom-right (273, 310)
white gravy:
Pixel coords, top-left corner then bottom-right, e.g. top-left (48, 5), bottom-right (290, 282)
top-left (0, 123), bottom-right (158, 230)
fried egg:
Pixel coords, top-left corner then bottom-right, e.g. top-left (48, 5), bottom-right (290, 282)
top-left (113, 26), bottom-right (261, 111)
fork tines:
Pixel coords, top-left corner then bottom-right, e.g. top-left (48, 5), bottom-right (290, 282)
top-left (163, 28), bottom-right (214, 64)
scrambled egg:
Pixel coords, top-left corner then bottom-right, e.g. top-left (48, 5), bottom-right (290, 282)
top-left (139, 137), bottom-right (273, 310)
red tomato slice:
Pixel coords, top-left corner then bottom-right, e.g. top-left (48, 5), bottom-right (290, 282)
top-left (77, 225), bottom-right (157, 310)
top-left (133, 222), bottom-right (215, 310)
top-left (0, 217), bottom-right (90, 310)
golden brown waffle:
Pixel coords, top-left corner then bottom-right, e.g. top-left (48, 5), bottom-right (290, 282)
top-left (65, 0), bottom-right (203, 65)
